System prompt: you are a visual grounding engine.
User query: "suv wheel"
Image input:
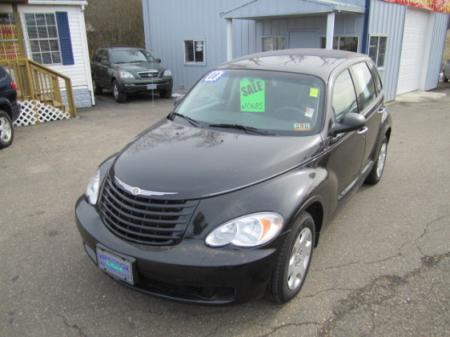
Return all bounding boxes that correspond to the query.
[0,110,14,149]
[160,88,172,99]
[366,137,388,185]
[93,79,102,95]
[269,212,315,303]
[112,80,127,103]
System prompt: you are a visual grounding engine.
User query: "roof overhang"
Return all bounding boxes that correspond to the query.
[222,0,364,19]
[27,0,88,6]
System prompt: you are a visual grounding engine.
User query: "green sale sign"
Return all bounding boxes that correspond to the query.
[240,78,266,113]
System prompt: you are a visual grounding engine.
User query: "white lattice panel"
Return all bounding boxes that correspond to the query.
[13,100,71,127]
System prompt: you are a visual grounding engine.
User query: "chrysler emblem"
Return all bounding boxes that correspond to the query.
[114,177,178,197]
[131,187,141,196]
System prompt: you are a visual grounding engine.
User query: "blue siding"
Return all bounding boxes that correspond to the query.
[143,0,256,90]
[424,13,449,90]
[368,0,406,101]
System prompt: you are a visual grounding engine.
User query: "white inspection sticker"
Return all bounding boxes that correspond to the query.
[305,107,315,119]
[204,70,224,82]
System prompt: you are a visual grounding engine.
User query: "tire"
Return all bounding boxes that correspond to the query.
[159,88,172,99]
[112,80,127,103]
[93,79,103,95]
[270,212,315,304]
[365,136,388,185]
[0,110,14,149]
[444,76,449,83]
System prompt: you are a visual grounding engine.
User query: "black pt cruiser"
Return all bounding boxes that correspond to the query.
[75,49,392,304]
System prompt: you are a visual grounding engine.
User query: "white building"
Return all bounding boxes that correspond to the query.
[0,0,93,108]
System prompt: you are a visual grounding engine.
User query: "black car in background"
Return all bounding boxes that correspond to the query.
[76,49,392,304]
[91,47,173,103]
[0,66,20,149]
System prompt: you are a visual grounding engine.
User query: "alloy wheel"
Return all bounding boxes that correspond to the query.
[376,143,387,178]
[0,116,12,143]
[287,227,313,290]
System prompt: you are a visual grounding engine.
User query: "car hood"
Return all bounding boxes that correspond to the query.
[111,119,323,199]
[114,62,164,74]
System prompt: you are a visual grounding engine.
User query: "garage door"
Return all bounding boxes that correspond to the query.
[397,9,430,95]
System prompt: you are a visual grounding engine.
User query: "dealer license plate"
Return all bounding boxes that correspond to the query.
[96,246,134,285]
[146,84,157,90]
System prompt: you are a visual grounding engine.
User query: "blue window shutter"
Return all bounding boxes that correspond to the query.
[56,12,74,65]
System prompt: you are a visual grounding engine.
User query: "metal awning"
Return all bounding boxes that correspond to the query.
[221,0,364,19]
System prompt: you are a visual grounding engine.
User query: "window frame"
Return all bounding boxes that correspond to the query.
[320,35,360,52]
[368,35,388,69]
[261,35,287,52]
[23,12,62,65]
[183,39,206,66]
[349,61,378,113]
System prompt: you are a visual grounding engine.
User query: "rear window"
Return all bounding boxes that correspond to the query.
[176,69,325,135]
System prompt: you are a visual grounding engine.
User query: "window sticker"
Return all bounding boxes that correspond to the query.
[204,70,224,82]
[309,87,319,98]
[240,78,266,112]
[305,107,315,119]
[293,123,311,131]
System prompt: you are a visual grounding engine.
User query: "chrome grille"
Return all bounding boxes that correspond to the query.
[138,71,159,79]
[99,175,198,246]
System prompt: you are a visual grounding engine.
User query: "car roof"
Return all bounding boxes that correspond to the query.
[218,48,370,80]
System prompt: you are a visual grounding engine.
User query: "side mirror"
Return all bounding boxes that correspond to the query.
[173,95,185,107]
[154,58,161,63]
[330,112,366,136]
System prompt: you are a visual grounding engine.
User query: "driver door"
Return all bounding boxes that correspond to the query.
[326,69,366,198]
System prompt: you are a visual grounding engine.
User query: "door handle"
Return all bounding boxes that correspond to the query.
[357,126,368,135]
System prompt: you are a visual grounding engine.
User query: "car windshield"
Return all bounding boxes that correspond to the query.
[110,49,156,64]
[175,69,325,135]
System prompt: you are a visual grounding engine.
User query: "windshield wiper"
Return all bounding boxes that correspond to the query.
[208,123,273,135]
[168,112,201,127]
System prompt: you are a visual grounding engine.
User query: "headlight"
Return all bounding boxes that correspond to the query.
[119,70,134,79]
[205,212,284,247]
[85,169,100,205]
[163,69,172,77]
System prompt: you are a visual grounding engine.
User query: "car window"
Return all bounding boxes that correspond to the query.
[176,69,325,136]
[367,62,383,95]
[351,62,376,111]
[332,70,358,122]
[110,49,155,64]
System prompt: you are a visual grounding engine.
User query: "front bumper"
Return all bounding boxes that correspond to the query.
[75,197,280,304]
[120,78,172,94]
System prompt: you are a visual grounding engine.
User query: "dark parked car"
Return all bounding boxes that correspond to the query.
[91,47,173,102]
[0,66,20,149]
[76,49,392,304]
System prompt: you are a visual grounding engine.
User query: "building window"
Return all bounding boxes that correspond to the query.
[262,36,286,52]
[184,40,205,64]
[320,36,359,52]
[25,13,61,65]
[369,36,387,68]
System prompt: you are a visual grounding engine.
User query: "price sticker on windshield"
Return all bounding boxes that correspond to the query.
[240,78,266,113]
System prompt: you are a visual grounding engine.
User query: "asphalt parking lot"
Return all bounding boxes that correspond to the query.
[1,88,449,337]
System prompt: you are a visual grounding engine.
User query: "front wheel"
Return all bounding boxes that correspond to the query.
[112,80,127,103]
[365,137,388,185]
[0,110,14,149]
[269,212,315,303]
[159,88,172,99]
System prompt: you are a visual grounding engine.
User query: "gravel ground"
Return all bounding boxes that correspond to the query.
[1,88,449,337]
